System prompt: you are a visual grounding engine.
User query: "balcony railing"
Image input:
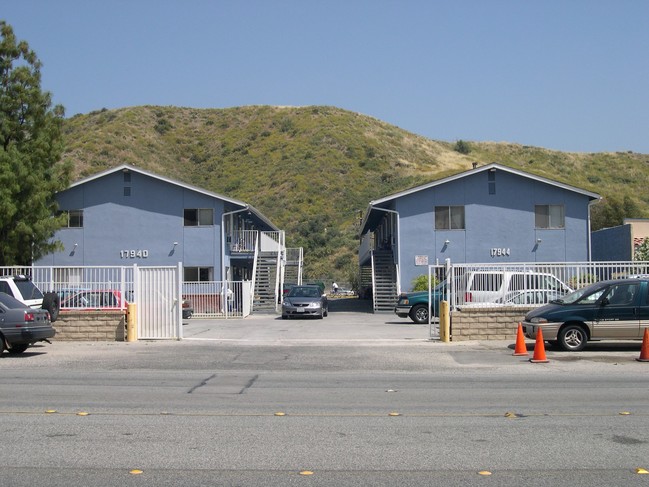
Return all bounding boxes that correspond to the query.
[228,230,258,253]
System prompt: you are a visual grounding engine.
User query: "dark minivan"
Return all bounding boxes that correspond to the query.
[523,278,649,351]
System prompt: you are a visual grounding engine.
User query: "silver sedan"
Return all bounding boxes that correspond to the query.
[282,285,328,319]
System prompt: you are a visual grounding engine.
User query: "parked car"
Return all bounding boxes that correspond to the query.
[459,270,572,305]
[396,270,572,324]
[523,278,649,351]
[61,289,127,310]
[0,275,60,322]
[496,289,568,306]
[336,288,356,296]
[395,280,448,324]
[0,292,56,354]
[282,285,328,319]
[182,298,193,319]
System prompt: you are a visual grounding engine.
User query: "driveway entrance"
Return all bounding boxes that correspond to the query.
[182,297,430,343]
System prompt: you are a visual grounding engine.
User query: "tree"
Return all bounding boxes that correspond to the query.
[0,21,71,265]
[411,274,439,292]
[590,195,640,231]
[454,139,471,155]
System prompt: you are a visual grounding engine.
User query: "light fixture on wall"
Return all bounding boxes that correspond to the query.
[73,243,78,249]
[536,238,542,244]
[169,242,179,257]
[444,239,450,245]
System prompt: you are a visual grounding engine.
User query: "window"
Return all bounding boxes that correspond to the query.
[488,170,496,195]
[184,208,214,226]
[535,205,565,228]
[123,186,131,197]
[184,267,213,282]
[435,206,465,230]
[470,273,503,292]
[61,210,83,228]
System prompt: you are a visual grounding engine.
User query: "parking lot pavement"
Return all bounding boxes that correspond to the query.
[180,296,450,344]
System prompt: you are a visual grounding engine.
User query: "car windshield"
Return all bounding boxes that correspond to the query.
[288,287,321,298]
[555,282,608,305]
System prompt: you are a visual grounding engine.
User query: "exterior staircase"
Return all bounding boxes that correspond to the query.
[283,248,303,286]
[372,250,397,312]
[253,251,280,313]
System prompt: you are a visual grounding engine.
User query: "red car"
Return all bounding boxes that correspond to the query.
[61,290,127,310]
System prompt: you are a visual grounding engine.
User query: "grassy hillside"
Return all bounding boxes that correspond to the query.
[60,105,649,280]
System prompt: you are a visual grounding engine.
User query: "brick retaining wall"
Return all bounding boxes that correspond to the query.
[54,311,126,341]
[451,307,533,341]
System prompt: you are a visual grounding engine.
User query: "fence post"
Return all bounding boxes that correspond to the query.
[126,303,137,341]
[440,301,450,342]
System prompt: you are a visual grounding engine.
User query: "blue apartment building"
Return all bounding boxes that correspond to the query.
[35,165,291,311]
[359,163,601,310]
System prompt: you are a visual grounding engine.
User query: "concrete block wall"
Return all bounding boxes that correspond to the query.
[451,307,533,341]
[54,311,126,341]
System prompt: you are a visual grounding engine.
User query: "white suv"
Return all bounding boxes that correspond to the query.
[0,275,60,322]
[458,270,572,306]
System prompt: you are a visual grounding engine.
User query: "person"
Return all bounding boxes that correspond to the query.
[332,282,339,294]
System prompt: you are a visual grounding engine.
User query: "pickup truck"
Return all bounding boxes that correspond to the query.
[395,281,447,324]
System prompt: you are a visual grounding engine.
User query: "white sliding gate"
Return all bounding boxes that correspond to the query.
[135,264,183,339]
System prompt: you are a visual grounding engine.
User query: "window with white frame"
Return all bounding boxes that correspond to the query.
[184,208,214,226]
[535,205,565,229]
[435,206,465,230]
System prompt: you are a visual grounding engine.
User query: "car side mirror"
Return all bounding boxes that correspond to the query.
[601,297,609,306]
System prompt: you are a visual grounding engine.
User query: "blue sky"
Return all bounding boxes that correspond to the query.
[4,0,648,153]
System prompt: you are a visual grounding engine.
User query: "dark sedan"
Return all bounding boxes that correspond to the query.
[0,292,56,354]
[282,285,328,319]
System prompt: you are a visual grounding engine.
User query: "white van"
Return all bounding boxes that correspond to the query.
[457,270,572,306]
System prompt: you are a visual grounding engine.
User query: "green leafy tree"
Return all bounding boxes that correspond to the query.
[591,195,640,231]
[0,21,71,265]
[454,139,471,155]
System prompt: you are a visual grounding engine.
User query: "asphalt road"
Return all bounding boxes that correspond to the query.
[2,298,649,486]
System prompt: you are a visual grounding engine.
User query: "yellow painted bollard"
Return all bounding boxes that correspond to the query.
[439,300,450,343]
[126,303,137,342]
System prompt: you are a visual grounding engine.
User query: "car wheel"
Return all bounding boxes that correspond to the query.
[42,292,60,323]
[7,343,29,354]
[410,304,429,324]
[558,324,588,351]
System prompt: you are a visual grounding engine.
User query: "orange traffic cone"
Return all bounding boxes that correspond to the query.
[637,328,649,362]
[513,323,529,356]
[529,327,549,363]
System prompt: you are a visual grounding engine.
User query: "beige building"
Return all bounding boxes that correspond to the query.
[591,218,649,261]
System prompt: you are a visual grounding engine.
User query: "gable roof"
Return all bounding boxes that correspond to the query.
[361,163,601,232]
[370,163,601,207]
[67,164,279,231]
